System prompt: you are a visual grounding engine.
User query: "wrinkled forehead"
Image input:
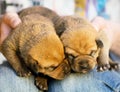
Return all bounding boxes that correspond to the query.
[61,31,98,54]
[65,45,98,57]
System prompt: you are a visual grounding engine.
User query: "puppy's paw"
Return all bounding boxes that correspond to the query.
[110,62,120,70]
[97,64,110,72]
[17,68,31,77]
[35,76,48,91]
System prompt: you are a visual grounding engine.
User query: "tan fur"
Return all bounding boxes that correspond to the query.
[1,6,119,90]
[56,16,119,73]
[0,8,70,91]
[17,7,110,73]
[57,16,99,73]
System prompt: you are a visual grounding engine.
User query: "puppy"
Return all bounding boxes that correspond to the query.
[55,16,120,73]
[0,13,70,91]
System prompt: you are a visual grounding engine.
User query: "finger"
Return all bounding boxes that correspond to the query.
[0,22,11,44]
[3,12,21,28]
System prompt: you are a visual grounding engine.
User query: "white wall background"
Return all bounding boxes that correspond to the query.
[106,0,120,23]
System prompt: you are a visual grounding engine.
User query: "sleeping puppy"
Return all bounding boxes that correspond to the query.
[0,13,70,91]
[55,16,120,73]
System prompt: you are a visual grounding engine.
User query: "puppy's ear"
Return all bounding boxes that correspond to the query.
[55,19,66,36]
[95,39,104,48]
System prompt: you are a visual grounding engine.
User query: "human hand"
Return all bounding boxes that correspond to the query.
[91,16,120,56]
[0,12,21,45]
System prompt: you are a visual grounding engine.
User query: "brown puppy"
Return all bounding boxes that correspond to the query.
[0,13,70,91]
[55,16,120,73]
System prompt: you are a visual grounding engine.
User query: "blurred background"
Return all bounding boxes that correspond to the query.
[0,0,120,64]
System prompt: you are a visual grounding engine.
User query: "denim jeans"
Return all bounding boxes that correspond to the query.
[0,52,120,92]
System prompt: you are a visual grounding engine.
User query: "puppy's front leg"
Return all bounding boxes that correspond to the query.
[97,48,110,71]
[35,75,48,91]
[97,30,120,71]
[1,45,31,77]
[97,30,111,71]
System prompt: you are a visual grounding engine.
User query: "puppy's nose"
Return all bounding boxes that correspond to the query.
[79,60,89,69]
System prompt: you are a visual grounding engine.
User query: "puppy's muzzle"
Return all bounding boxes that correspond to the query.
[77,59,91,73]
[68,55,96,73]
[79,60,89,69]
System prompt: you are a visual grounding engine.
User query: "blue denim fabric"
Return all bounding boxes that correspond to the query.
[0,52,120,92]
[0,62,41,92]
[49,70,120,92]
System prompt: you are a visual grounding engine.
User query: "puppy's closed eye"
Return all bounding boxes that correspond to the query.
[66,54,75,64]
[45,66,57,72]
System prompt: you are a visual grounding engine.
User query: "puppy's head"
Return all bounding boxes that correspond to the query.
[27,32,70,79]
[60,23,103,73]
